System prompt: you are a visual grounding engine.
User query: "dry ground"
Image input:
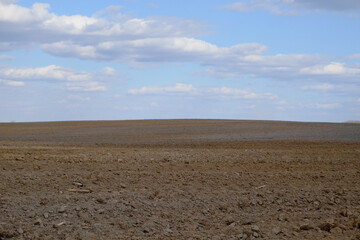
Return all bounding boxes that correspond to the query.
[0,120,360,239]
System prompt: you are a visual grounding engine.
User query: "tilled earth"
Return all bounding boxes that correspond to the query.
[0,120,360,240]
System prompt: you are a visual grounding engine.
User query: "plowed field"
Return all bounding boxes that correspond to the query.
[1,120,359,239]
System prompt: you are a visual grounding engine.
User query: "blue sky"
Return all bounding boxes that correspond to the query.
[0,0,359,122]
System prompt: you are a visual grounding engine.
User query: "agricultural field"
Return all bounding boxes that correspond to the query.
[0,120,360,239]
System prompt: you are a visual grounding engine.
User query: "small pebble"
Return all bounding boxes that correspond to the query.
[53,221,66,228]
[300,224,313,231]
[59,206,66,213]
[28,212,36,218]
[97,209,105,214]
[34,218,43,226]
[252,225,260,232]
[96,198,106,204]
[272,227,281,235]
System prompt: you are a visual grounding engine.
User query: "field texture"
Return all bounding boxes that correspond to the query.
[0,120,360,239]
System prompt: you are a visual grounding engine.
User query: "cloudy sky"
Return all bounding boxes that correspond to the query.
[0,0,359,122]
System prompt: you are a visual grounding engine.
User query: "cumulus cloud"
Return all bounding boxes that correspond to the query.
[0,1,205,51]
[0,0,17,3]
[0,1,359,84]
[128,83,197,95]
[66,81,106,92]
[0,65,119,91]
[302,83,335,91]
[208,87,278,99]
[0,78,24,86]
[128,83,278,100]
[100,67,116,75]
[314,103,340,109]
[58,95,91,104]
[1,65,90,81]
[41,39,269,65]
[193,69,236,79]
[300,62,360,76]
[223,0,360,15]
[41,37,333,82]
[346,54,360,60]
[294,0,360,11]
[0,55,15,60]
[223,1,300,16]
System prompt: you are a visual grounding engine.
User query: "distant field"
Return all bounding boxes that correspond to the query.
[0,119,359,143]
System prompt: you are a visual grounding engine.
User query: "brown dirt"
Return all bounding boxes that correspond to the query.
[0,120,360,239]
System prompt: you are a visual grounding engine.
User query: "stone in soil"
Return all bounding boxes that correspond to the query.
[58,206,66,213]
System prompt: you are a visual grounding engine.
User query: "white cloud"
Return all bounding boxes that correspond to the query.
[128,83,278,100]
[0,0,18,3]
[66,81,106,92]
[150,102,158,107]
[0,1,359,85]
[67,95,91,101]
[300,62,360,76]
[40,42,98,59]
[42,38,334,82]
[302,83,335,91]
[223,0,360,15]
[101,67,116,75]
[0,78,24,86]
[128,83,197,95]
[0,1,205,51]
[0,54,15,60]
[0,65,120,91]
[357,98,360,103]
[41,39,269,66]
[1,65,90,81]
[294,0,360,11]
[277,100,287,105]
[314,103,340,109]
[346,54,360,60]
[59,95,91,103]
[208,86,278,99]
[193,69,236,79]
[223,1,300,16]
[0,1,316,79]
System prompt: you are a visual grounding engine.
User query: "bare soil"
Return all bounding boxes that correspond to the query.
[0,120,360,239]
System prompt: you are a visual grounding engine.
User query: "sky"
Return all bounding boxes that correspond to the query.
[0,0,359,122]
